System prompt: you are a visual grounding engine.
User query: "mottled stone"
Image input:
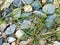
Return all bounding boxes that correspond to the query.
[5,24,16,35]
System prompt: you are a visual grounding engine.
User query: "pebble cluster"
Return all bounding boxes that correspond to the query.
[0,0,60,45]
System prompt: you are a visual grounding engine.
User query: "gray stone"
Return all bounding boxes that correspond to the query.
[5,24,16,35]
[45,14,57,28]
[20,20,31,29]
[43,4,55,14]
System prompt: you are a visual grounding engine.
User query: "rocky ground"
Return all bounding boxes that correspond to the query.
[0,0,60,45]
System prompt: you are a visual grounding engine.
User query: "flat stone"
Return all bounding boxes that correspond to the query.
[7,37,16,43]
[5,24,16,35]
[43,4,55,14]
[2,43,10,45]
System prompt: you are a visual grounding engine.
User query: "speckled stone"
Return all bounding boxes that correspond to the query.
[43,4,55,14]
[5,24,16,35]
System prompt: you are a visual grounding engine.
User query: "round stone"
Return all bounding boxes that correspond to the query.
[43,4,55,14]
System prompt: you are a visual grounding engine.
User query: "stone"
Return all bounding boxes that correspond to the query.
[43,4,55,14]
[20,20,31,29]
[2,43,10,45]
[11,42,16,45]
[0,23,8,32]
[33,11,47,19]
[0,36,3,45]
[7,37,16,43]
[32,0,42,10]
[53,0,59,8]
[23,0,33,4]
[57,27,60,31]
[15,30,24,39]
[45,14,57,28]
[5,24,16,35]
[42,0,47,4]
[54,41,60,45]
[12,0,22,7]
[24,5,32,12]
[21,12,31,18]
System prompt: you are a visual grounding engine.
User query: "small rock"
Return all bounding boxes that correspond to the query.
[19,41,28,45]
[2,43,10,45]
[0,36,3,45]
[54,41,60,45]
[11,42,16,45]
[33,11,47,19]
[0,23,8,32]
[57,27,60,31]
[5,24,16,35]
[7,37,16,43]
[23,0,33,4]
[45,14,57,28]
[20,38,32,45]
[12,0,22,7]
[2,8,11,16]
[15,30,24,39]
[24,5,32,12]
[32,0,42,10]
[53,0,59,8]
[42,0,47,4]
[43,4,55,14]
[20,20,31,29]
[20,12,31,18]
[40,38,47,45]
